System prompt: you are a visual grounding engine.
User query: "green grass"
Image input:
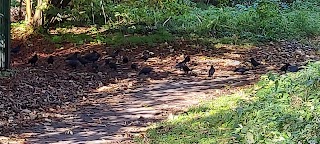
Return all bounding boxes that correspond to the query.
[46,28,175,46]
[141,62,320,144]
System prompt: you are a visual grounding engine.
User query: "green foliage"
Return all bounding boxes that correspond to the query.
[47,27,174,46]
[94,29,174,46]
[45,0,320,43]
[49,33,92,45]
[10,0,20,7]
[142,62,320,143]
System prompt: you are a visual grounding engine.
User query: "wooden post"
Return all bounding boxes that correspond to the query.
[0,0,11,69]
[5,0,10,69]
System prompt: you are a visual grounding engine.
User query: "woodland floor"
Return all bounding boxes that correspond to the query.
[0,33,319,143]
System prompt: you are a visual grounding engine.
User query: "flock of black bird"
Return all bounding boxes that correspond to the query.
[11,44,304,78]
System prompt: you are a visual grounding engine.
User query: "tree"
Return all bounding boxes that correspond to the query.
[25,0,72,27]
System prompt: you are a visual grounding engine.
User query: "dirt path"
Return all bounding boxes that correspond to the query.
[21,72,256,144]
[1,40,318,144]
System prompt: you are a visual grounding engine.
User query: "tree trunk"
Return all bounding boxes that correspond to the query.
[33,0,43,26]
[19,0,23,19]
[25,0,32,24]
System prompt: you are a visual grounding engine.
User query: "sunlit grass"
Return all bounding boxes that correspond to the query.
[140,62,320,144]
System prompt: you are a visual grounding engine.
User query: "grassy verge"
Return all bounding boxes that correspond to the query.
[140,62,320,143]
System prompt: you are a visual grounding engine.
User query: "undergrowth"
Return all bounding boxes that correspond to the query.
[140,62,320,143]
[45,0,320,44]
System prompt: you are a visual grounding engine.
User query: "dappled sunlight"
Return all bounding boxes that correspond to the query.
[5,15,320,144]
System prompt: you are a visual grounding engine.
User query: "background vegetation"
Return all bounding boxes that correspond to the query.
[13,0,320,44]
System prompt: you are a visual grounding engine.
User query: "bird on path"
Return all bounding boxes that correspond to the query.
[175,56,191,69]
[250,58,261,67]
[28,54,38,66]
[140,53,149,62]
[123,56,129,64]
[105,59,110,65]
[66,52,80,60]
[208,65,215,77]
[66,59,80,69]
[182,55,190,63]
[139,67,153,75]
[47,55,54,65]
[287,65,304,72]
[181,64,192,74]
[234,67,249,74]
[110,49,121,58]
[84,51,100,63]
[280,63,291,72]
[78,56,90,66]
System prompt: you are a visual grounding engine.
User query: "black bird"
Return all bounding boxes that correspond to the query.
[287,65,303,72]
[139,67,153,75]
[175,61,186,69]
[84,51,100,63]
[123,56,129,64]
[208,65,215,77]
[47,55,54,65]
[175,56,191,69]
[105,59,110,65]
[28,54,38,66]
[109,62,117,70]
[250,58,261,67]
[11,44,21,54]
[280,63,291,72]
[110,49,121,58]
[234,67,249,74]
[78,56,90,66]
[66,59,80,69]
[66,52,80,60]
[131,63,138,70]
[140,53,149,62]
[183,55,190,63]
[181,64,192,74]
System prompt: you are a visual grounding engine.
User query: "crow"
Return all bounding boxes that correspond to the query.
[11,44,21,54]
[250,58,261,67]
[66,52,80,60]
[175,61,186,70]
[78,56,90,66]
[131,63,138,70]
[47,55,54,65]
[84,51,100,63]
[28,54,38,66]
[280,63,291,72]
[66,59,80,69]
[139,67,153,75]
[123,56,129,64]
[105,59,110,65]
[140,53,149,62]
[208,65,215,77]
[234,67,249,74]
[110,49,121,58]
[175,56,191,69]
[287,65,304,72]
[109,62,117,70]
[181,64,192,74]
[183,55,190,63]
